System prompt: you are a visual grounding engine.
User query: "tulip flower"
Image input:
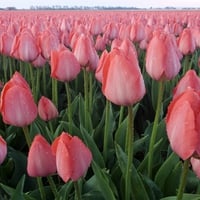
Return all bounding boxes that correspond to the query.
[52,132,92,182]
[102,47,145,106]
[50,45,81,82]
[0,136,7,165]
[166,88,200,160]
[173,70,200,99]
[27,134,56,177]
[190,157,200,178]
[73,33,99,71]
[177,27,196,55]
[0,72,37,127]
[10,29,40,62]
[145,31,181,81]
[38,96,58,121]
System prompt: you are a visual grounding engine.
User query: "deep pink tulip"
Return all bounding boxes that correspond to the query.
[173,70,200,99]
[166,88,200,160]
[0,136,7,165]
[38,96,58,121]
[0,72,37,127]
[10,29,40,62]
[52,132,92,182]
[27,135,56,177]
[102,47,145,106]
[146,32,181,81]
[50,45,81,82]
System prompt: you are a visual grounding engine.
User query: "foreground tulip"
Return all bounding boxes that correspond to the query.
[50,45,81,82]
[173,70,200,99]
[0,72,37,127]
[0,136,7,165]
[52,132,92,182]
[145,32,181,81]
[27,135,56,177]
[166,88,200,160]
[38,96,58,121]
[102,47,145,106]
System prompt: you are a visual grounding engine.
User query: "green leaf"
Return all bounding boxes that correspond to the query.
[80,125,105,168]
[11,175,25,200]
[115,143,150,200]
[92,161,116,200]
[160,193,200,200]
[155,152,180,192]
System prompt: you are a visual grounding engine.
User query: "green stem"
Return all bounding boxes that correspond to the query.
[22,126,32,148]
[22,126,46,200]
[35,68,41,102]
[74,181,82,200]
[118,106,124,129]
[52,78,58,109]
[37,177,46,200]
[83,69,89,130]
[148,81,164,178]
[47,176,58,199]
[42,66,47,96]
[176,159,190,200]
[65,82,72,133]
[103,100,111,162]
[89,72,93,114]
[125,105,134,200]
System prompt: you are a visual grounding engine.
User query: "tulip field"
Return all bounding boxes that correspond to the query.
[1,9,200,200]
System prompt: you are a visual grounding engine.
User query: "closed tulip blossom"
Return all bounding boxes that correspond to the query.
[38,96,58,121]
[177,27,196,55]
[52,132,92,182]
[50,45,81,82]
[0,72,37,127]
[73,33,99,71]
[27,134,56,177]
[166,88,200,160]
[102,46,145,106]
[173,70,200,99]
[0,136,7,165]
[145,32,181,81]
[10,29,40,62]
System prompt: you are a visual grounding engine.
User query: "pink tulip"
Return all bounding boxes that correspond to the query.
[166,88,200,160]
[191,157,200,178]
[145,31,181,80]
[102,46,145,106]
[0,136,7,165]
[0,72,37,127]
[52,132,92,182]
[173,70,200,99]
[10,29,40,62]
[178,27,196,55]
[27,135,56,177]
[38,96,58,121]
[50,45,81,82]
[73,33,99,71]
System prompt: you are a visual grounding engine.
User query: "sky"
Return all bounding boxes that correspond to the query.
[0,0,200,9]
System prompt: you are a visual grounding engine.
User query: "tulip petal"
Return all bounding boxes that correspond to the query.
[69,136,92,181]
[56,140,73,182]
[166,100,198,160]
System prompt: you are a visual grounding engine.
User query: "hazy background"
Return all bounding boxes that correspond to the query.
[0,0,200,9]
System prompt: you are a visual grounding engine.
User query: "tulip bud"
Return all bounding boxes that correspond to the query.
[38,96,58,121]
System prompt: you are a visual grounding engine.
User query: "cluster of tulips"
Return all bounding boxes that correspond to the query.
[0,9,200,200]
